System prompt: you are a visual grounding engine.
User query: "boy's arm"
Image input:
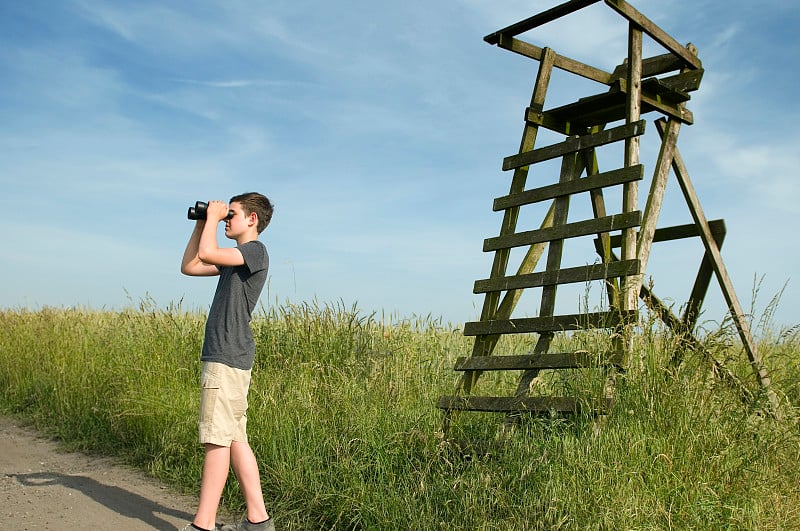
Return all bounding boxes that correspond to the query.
[196,201,246,268]
[181,220,221,276]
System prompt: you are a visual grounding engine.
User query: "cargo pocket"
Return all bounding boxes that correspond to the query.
[199,363,222,432]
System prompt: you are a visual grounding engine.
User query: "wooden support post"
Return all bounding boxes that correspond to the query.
[604,0,702,70]
[619,23,642,366]
[637,118,681,275]
[654,120,781,416]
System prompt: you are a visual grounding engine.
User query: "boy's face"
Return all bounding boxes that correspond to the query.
[224,201,251,240]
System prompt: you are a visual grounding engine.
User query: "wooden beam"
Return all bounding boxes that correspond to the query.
[484,0,603,45]
[637,118,681,277]
[611,52,685,80]
[621,23,642,318]
[683,223,726,330]
[658,69,704,94]
[604,0,702,70]
[607,219,726,247]
[497,36,614,85]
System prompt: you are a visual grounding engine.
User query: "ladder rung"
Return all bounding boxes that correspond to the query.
[463,310,637,336]
[437,395,614,414]
[473,259,640,293]
[484,211,641,252]
[493,165,643,211]
[453,351,623,371]
[503,120,645,171]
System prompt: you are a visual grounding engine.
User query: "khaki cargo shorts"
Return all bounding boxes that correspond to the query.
[199,361,252,447]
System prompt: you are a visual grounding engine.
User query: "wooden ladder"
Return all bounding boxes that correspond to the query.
[438,0,780,435]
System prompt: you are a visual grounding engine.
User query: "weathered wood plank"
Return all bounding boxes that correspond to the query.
[484,211,641,252]
[463,310,636,336]
[604,0,702,70]
[531,80,693,134]
[473,259,640,293]
[503,120,645,171]
[659,69,704,94]
[611,53,703,87]
[494,165,643,211]
[497,36,614,85]
[611,52,685,80]
[453,350,624,371]
[484,0,603,45]
[437,395,614,414]
[642,77,689,102]
[607,219,726,247]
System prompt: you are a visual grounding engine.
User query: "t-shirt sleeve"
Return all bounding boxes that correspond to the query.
[239,241,269,274]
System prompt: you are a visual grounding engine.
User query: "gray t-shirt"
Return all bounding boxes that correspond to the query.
[201,240,269,370]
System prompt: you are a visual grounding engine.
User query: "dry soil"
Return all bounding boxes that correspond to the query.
[1,415,208,530]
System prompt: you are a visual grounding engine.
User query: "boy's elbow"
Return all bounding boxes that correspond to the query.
[180,258,198,276]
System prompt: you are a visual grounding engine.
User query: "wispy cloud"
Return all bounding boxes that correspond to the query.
[172,78,311,89]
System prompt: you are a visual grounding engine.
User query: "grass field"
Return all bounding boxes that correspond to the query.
[1,298,798,530]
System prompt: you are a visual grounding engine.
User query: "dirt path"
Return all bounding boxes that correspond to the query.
[0,416,204,530]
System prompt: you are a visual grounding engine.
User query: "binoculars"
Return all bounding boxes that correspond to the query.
[187,201,235,221]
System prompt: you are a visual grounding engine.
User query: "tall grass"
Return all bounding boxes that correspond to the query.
[1,298,798,529]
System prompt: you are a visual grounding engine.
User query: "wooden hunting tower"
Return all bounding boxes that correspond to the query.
[438,0,779,434]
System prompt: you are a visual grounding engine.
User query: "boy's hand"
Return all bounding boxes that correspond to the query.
[205,200,230,222]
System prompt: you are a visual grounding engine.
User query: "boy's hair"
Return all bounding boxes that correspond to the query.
[230,192,274,234]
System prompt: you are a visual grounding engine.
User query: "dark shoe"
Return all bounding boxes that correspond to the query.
[220,517,275,531]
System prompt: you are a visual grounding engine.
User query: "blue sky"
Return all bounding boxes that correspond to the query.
[1,0,797,332]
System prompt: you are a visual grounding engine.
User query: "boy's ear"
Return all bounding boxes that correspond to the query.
[248,212,258,227]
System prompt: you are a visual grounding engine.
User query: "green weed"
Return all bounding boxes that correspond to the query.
[0,299,798,529]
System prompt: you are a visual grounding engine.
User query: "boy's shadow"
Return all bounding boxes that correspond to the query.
[13,472,194,530]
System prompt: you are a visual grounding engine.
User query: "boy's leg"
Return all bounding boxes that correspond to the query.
[194,443,231,530]
[230,440,269,523]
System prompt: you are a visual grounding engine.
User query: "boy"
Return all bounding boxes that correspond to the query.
[180,192,275,531]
